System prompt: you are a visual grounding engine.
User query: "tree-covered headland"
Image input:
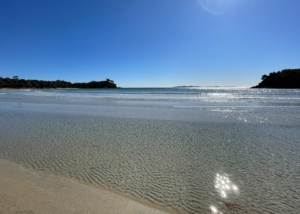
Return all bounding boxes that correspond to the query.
[252,68,300,88]
[0,77,117,89]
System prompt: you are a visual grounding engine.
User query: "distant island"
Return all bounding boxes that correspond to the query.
[252,68,300,88]
[174,86,200,88]
[0,77,117,89]
[174,86,237,88]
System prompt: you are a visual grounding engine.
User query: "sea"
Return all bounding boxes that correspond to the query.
[0,87,300,213]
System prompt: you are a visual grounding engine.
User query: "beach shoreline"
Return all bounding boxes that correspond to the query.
[1,88,300,213]
[0,158,174,214]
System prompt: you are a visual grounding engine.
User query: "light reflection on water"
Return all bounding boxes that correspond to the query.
[210,173,240,214]
[2,88,300,104]
[215,173,239,198]
[210,205,223,214]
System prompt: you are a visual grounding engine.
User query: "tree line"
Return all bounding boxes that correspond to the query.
[252,68,300,88]
[0,77,117,89]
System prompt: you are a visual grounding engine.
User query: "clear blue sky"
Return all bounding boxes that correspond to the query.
[0,0,299,87]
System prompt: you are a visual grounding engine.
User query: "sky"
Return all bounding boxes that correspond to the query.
[0,0,299,87]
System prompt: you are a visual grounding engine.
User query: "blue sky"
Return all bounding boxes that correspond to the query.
[0,0,299,87]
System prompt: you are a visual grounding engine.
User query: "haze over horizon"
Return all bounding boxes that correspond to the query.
[1,0,299,87]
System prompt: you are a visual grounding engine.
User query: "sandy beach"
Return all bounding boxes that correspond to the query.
[0,158,173,214]
[1,89,300,213]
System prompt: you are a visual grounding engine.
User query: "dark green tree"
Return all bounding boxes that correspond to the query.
[252,68,300,88]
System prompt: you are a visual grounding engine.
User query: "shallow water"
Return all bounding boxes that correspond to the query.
[0,88,300,213]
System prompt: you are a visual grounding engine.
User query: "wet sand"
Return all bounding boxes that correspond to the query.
[0,158,173,214]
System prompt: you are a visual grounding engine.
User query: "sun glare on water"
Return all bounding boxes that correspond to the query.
[215,173,239,198]
[209,173,240,213]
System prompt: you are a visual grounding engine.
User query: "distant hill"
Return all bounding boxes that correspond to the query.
[252,68,300,88]
[0,77,117,89]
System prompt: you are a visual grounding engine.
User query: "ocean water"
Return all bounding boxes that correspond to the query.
[0,87,300,213]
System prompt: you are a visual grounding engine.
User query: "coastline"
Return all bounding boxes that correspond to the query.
[1,89,300,213]
[0,158,174,214]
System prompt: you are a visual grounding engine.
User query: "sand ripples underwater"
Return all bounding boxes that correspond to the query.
[0,109,300,213]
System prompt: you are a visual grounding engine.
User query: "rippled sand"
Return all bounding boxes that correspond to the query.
[1,100,300,213]
[0,158,171,214]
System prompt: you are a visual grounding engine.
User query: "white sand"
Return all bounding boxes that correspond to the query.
[0,158,174,214]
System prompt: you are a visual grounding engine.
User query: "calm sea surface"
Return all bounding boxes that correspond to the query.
[0,87,300,213]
